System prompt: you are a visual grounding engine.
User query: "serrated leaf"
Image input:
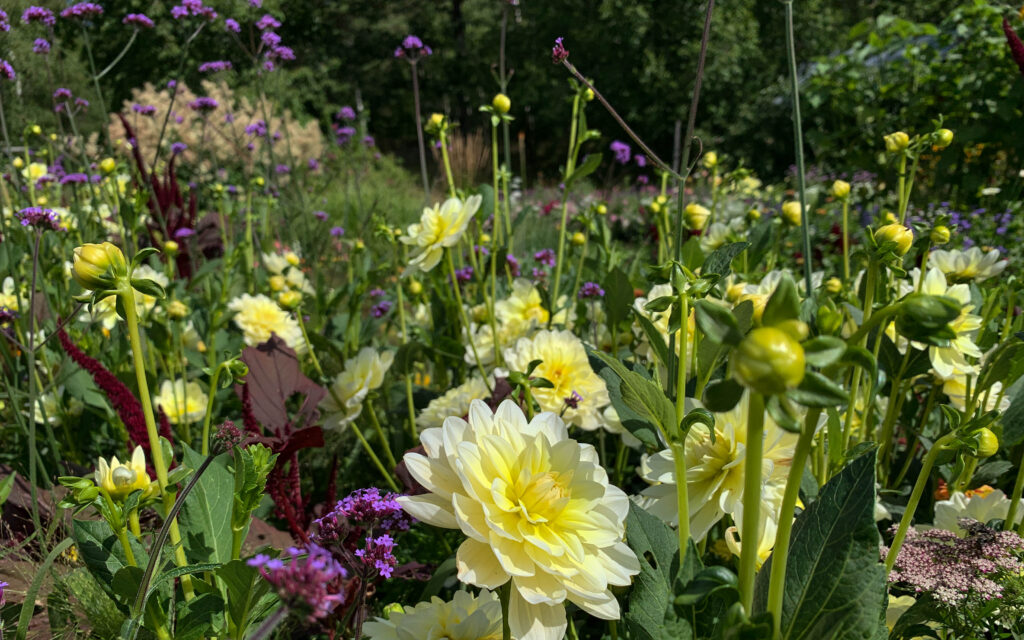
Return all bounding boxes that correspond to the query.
[802,336,846,368]
[702,242,750,278]
[762,273,801,327]
[590,350,676,445]
[694,300,742,346]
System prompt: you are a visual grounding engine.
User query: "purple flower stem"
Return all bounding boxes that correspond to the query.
[409,61,430,201]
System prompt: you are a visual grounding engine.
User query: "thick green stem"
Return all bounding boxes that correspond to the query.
[499,582,512,640]
[767,409,820,638]
[738,391,766,612]
[439,128,457,198]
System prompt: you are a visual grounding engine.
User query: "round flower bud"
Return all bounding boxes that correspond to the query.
[50,133,57,141]
[930,225,950,245]
[427,113,445,133]
[934,128,954,149]
[163,240,179,255]
[831,179,851,199]
[72,242,127,291]
[596,203,607,215]
[747,208,761,222]
[277,290,302,311]
[167,300,189,319]
[254,176,265,187]
[825,277,842,295]
[30,125,42,136]
[492,93,511,114]
[268,275,287,292]
[817,304,843,335]
[36,196,47,206]
[781,201,803,226]
[650,201,662,214]
[875,223,914,256]
[284,251,300,266]
[884,131,910,153]
[732,327,806,395]
[479,233,491,245]
[99,157,116,174]
[684,203,711,230]
[584,88,595,102]
[383,602,405,619]
[354,239,366,252]
[975,428,998,458]
[703,151,718,169]
[408,279,423,295]
[571,231,587,246]
[776,319,810,342]
[12,157,24,169]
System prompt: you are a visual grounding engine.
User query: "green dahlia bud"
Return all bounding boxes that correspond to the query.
[874,223,914,256]
[975,428,998,458]
[884,131,910,153]
[831,179,851,199]
[732,327,806,395]
[72,242,127,291]
[934,128,954,149]
[930,225,951,245]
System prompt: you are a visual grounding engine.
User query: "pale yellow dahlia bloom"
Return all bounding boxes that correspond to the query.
[363,590,502,640]
[320,347,394,430]
[636,396,798,541]
[502,330,609,431]
[465,319,530,367]
[95,445,152,500]
[941,372,1011,413]
[154,379,207,424]
[932,487,1023,535]
[929,247,1007,283]
[632,284,695,367]
[399,400,640,640]
[400,195,482,272]
[496,279,568,327]
[227,293,306,354]
[416,375,491,430]
[911,268,982,379]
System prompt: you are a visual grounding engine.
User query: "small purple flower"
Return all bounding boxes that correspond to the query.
[260,30,281,47]
[60,3,104,20]
[132,103,156,116]
[171,0,216,20]
[314,488,414,538]
[60,173,89,185]
[248,545,347,620]
[0,60,15,81]
[189,96,219,112]
[564,390,583,410]
[122,13,154,28]
[75,97,89,110]
[552,37,569,64]
[578,281,605,299]
[636,174,649,186]
[0,580,7,606]
[506,254,521,277]
[198,60,232,73]
[355,534,398,578]
[362,135,375,148]
[330,226,345,237]
[268,45,294,62]
[634,154,647,167]
[17,207,63,231]
[610,140,631,165]
[274,164,290,174]
[22,6,56,26]
[0,10,8,32]
[313,210,328,221]
[369,288,385,298]
[531,267,547,281]
[533,248,556,266]
[395,34,431,60]
[337,106,356,121]
[335,126,356,145]
[170,142,187,155]
[53,88,73,101]
[225,17,240,32]
[474,244,490,257]
[307,157,320,170]
[224,112,235,123]
[455,266,474,283]
[255,13,281,30]
[371,300,393,318]
[245,120,267,137]
[33,39,50,55]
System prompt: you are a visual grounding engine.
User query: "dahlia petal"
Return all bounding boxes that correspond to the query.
[509,589,566,640]
[397,494,457,529]
[457,538,510,589]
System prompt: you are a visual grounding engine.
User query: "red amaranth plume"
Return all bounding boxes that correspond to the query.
[1004,18,1024,77]
[58,326,172,450]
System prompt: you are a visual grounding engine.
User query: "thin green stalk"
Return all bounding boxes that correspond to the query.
[365,401,398,470]
[395,283,418,438]
[895,152,907,224]
[439,128,457,198]
[841,198,850,283]
[200,362,225,456]
[783,0,813,297]
[1010,450,1024,532]
[766,409,820,638]
[738,391,766,612]
[898,153,920,225]
[499,582,512,640]
[551,93,582,303]
[447,249,491,388]
[296,308,326,380]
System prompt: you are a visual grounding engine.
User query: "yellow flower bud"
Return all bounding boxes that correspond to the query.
[703,151,718,169]
[884,131,910,153]
[95,446,152,501]
[584,88,595,102]
[492,93,511,114]
[167,300,189,319]
[934,128,954,149]
[738,293,769,325]
[49,133,57,141]
[72,242,127,291]
[684,203,711,230]
[409,279,423,295]
[747,208,761,222]
[479,233,491,245]
[269,275,287,292]
[99,157,116,174]
[163,240,179,255]
[776,319,809,343]
[831,180,851,199]
[427,113,445,132]
[596,203,607,215]
[650,201,662,214]
[571,231,587,246]
[781,201,803,226]
[875,223,914,256]
[12,157,24,169]
[975,428,998,458]
[817,304,843,335]
[733,327,806,395]
[825,277,842,295]
[284,251,300,266]
[930,225,950,245]
[382,602,405,619]
[36,196,47,206]
[354,239,366,252]
[30,125,42,136]
[277,290,302,310]
[254,176,265,187]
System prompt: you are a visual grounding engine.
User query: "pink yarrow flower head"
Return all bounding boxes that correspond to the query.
[248,545,347,620]
[122,13,153,28]
[552,36,569,63]
[22,6,56,26]
[60,3,104,20]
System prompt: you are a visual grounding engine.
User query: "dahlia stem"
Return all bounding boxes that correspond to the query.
[552,92,582,304]
[841,198,850,283]
[766,408,820,639]
[499,582,512,640]
[365,401,398,470]
[783,0,813,297]
[446,249,491,388]
[1006,450,1024,532]
[738,391,765,613]
[200,361,226,456]
[673,293,691,550]
[395,282,418,438]
[120,284,194,600]
[438,128,457,198]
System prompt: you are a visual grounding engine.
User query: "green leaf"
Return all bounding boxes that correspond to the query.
[681,237,705,272]
[62,567,125,638]
[590,350,676,445]
[173,592,224,640]
[565,152,602,188]
[1001,378,1024,446]
[762,273,801,327]
[635,312,674,373]
[802,336,846,368]
[217,560,275,635]
[702,379,745,413]
[753,452,885,640]
[702,242,750,278]
[0,471,14,508]
[178,445,235,564]
[72,520,151,600]
[603,267,634,329]
[694,300,742,346]
[976,338,1023,393]
[130,277,166,300]
[788,372,850,408]
[680,408,715,441]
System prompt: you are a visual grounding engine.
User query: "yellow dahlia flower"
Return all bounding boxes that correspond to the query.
[632,284,695,370]
[416,375,491,430]
[399,400,639,640]
[363,590,502,640]
[154,379,207,424]
[320,347,394,430]
[929,247,1007,283]
[502,330,609,431]
[227,293,306,354]
[496,278,552,327]
[911,268,982,379]
[401,195,482,272]
[636,396,798,540]
[932,488,1023,536]
[95,445,152,500]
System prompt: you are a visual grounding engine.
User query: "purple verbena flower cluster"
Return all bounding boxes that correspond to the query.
[255,13,280,30]
[17,207,63,231]
[394,34,432,60]
[314,488,414,542]
[132,103,156,116]
[371,300,393,318]
[0,10,9,32]
[455,266,474,284]
[337,106,356,121]
[33,39,50,55]
[355,534,398,578]
[884,519,1024,606]
[248,545,347,620]
[21,7,56,26]
[578,281,605,299]
[171,0,217,21]
[552,37,569,64]
[610,140,631,165]
[534,248,556,266]
[506,253,521,276]
[199,60,232,73]
[189,97,219,112]
[122,13,154,28]
[225,18,240,33]
[0,60,16,81]
[60,3,104,20]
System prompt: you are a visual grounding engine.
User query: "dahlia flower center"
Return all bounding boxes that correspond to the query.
[514,470,570,524]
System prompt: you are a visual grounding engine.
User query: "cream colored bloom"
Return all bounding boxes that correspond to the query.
[932,487,1023,535]
[724,494,783,569]
[262,251,290,274]
[320,347,394,430]
[929,247,1007,283]
[399,400,640,640]
[465,320,530,367]
[416,375,491,430]
[363,590,502,640]
[401,195,482,272]
[502,330,609,431]
[700,222,730,253]
[636,396,798,541]
[95,446,152,500]
[0,277,24,311]
[154,379,207,424]
[227,293,306,354]
[942,373,1011,413]
[911,268,982,379]
[496,279,552,327]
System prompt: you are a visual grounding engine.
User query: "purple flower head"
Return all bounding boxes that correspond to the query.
[274,163,290,174]
[0,580,7,606]
[552,37,569,64]
[314,488,414,540]
[60,3,104,20]
[578,281,605,299]
[636,174,649,186]
[225,17,240,32]
[506,253,521,277]
[249,0,262,6]
[132,103,156,116]
[0,308,17,325]
[337,106,356,121]
[564,390,583,410]
[330,226,345,237]
[369,288,385,298]
[260,30,280,47]
[610,140,631,165]
[267,45,294,62]
[22,7,56,26]
[172,0,216,20]
[122,13,154,28]
[474,244,490,257]
[0,10,8,31]
[531,267,548,281]
[60,173,89,185]
[355,534,398,578]
[174,227,195,239]
[245,120,267,137]
[371,300,393,318]
[224,112,235,123]
[256,13,280,30]
[170,142,187,155]
[362,135,375,148]
[533,248,556,267]
[634,154,647,167]
[0,60,13,81]
[199,60,232,73]
[53,88,73,101]
[248,545,347,620]
[33,39,51,55]
[189,97,218,112]
[395,34,431,60]
[17,207,63,231]
[308,157,320,170]
[313,210,328,221]
[335,126,356,145]
[455,266,474,283]
[75,97,89,110]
